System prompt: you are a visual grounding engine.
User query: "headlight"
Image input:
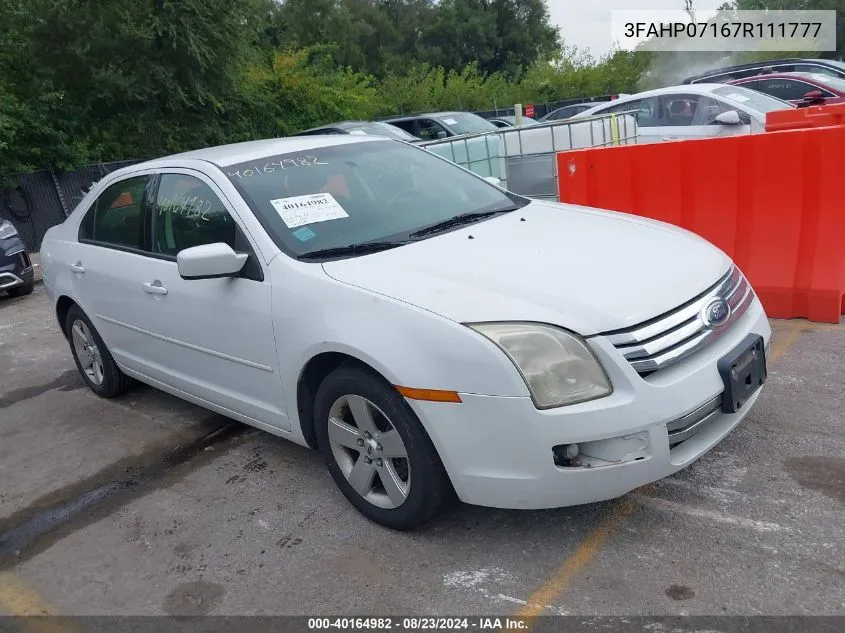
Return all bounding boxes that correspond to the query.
[468,322,612,409]
[0,220,18,240]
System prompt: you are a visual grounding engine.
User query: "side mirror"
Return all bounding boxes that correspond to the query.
[177,243,248,280]
[715,110,742,125]
[803,90,825,104]
[435,130,448,139]
[483,176,503,187]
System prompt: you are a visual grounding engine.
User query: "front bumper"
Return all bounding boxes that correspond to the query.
[0,243,34,291]
[410,297,771,509]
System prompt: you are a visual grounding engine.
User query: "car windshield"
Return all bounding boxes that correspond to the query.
[343,122,419,141]
[436,113,498,135]
[800,73,845,92]
[714,85,795,112]
[224,140,526,259]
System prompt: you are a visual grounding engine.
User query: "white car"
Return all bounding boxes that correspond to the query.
[40,136,771,530]
[573,84,794,143]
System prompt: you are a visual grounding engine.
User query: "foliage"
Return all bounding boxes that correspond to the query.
[11,0,833,173]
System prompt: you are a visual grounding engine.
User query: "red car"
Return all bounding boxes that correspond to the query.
[728,72,845,107]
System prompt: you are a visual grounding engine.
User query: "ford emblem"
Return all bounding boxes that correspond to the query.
[701,298,731,329]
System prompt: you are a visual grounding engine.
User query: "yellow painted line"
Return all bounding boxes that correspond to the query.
[515,499,635,622]
[0,573,78,633]
[515,321,811,622]
[767,325,803,365]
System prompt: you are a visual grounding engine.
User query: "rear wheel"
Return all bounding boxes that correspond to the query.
[65,305,133,398]
[314,365,451,530]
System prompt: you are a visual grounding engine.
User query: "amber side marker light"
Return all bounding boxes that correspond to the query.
[394,386,463,403]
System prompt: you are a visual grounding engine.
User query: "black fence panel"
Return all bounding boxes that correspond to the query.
[0,160,141,251]
[56,160,141,214]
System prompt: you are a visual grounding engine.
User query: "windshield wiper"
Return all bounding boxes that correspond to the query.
[297,240,413,260]
[408,207,517,238]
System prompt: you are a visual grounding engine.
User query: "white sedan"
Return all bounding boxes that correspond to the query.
[573,84,794,143]
[41,136,771,530]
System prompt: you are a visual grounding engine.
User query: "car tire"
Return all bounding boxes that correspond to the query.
[65,305,133,398]
[7,278,34,297]
[314,364,452,531]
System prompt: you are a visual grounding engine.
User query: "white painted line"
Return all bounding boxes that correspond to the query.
[443,569,568,615]
[637,495,791,533]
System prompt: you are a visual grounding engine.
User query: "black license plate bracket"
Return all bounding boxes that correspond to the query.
[718,334,767,414]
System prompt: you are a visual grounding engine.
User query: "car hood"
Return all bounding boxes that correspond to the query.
[321,200,731,335]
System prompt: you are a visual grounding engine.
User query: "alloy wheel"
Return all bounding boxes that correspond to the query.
[327,394,411,509]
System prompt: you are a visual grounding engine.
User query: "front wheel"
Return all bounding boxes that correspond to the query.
[314,365,452,530]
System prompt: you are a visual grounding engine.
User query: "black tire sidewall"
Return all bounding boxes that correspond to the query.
[65,305,128,398]
[314,365,450,531]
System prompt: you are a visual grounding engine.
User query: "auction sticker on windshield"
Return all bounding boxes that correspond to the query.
[270,193,349,229]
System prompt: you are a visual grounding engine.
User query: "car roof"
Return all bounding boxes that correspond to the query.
[683,58,843,83]
[580,84,729,112]
[299,121,369,133]
[730,72,836,84]
[382,112,464,122]
[127,136,382,170]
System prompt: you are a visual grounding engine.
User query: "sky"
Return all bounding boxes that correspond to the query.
[547,0,725,59]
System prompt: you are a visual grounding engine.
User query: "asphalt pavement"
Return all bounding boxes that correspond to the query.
[0,285,843,618]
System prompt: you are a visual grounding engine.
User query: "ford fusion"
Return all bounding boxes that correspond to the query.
[40,136,770,530]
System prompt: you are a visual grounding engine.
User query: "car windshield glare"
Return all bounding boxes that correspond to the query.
[714,85,794,112]
[801,73,845,92]
[224,140,524,258]
[439,113,498,135]
[347,122,418,141]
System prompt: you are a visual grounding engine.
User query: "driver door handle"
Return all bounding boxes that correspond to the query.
[142,281,168,296]
[70,262,85,274]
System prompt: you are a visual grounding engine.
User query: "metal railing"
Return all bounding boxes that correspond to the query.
[419,112,638,200]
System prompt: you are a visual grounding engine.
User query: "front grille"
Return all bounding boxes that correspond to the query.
[667,395,721,446]
[604,266,754,375]
[16,250,31,271]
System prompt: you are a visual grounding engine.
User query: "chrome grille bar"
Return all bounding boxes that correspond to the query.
[604,266,754,375]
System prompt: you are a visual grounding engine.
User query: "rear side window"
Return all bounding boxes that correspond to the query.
[80,176,150,249]
[757,79,815,101]
[153,174,237,256]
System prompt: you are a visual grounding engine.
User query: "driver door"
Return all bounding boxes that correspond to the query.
[132,169,288,430]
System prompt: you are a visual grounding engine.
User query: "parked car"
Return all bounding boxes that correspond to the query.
[487,115,538,128]
[293,120,421,142]
[573,84,794,144]
[0,219,35,297]
[381,112,498,140]
[684,58,845,84]
[727,72,845,107]
[41,135,770,530]
[538,103,596,122]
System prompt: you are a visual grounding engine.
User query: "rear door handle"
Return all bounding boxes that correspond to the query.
[70,262,85,274]
[142,281,168,296]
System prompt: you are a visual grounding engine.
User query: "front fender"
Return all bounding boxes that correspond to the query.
[272,259,530,443]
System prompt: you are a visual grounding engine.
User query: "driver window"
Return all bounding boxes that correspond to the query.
[693,97,732,125]
[657,95,701,127]
[417,119,449,140]
[153,174,236,256]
